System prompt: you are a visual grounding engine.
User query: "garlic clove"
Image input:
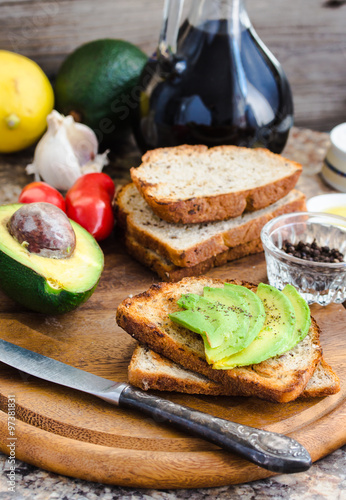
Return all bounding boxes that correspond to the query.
[80,150,110,175]
[65,118,99,166]
[26,110,109,191]
[46,109,64,134]
[26,113,82,191]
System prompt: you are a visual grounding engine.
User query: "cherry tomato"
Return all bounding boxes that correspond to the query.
[19,182,66,212]
[65,173,115,241]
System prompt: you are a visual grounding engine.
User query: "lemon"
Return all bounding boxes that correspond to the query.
[0,51,54,153]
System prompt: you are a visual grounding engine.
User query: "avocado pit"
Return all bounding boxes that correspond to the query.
[7,202,76,259]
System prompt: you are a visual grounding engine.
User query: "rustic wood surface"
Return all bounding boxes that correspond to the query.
[1,0,346,131]
[0,127,345,488]
[0,247,345,488]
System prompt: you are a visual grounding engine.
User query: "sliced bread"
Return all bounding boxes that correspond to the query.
[299,359,341,398]
[128,344,340,398]
[125,234,263,282]
[116,276,323,403]
[130,145,302,224]
[115,183,306,268]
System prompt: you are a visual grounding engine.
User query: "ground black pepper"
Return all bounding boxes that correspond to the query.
[281,239,344,263]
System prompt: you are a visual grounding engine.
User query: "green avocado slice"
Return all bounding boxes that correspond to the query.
[224,283,266,343]
[281,284,311,349]
[170,293,239,348]
[0,204,104,314]
[201,287,251,363]
[214,283,296,369]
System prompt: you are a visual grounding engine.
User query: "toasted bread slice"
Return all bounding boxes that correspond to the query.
[129,344,340,398]
[130,145,302,224]
[125,234,263,282]
[116,277,323,403]
[115,184,306,268]
[299,358,341,398]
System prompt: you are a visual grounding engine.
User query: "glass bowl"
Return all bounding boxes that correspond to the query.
[260,212,346,305]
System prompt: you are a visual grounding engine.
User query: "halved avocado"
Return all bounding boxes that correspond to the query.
[0,204,104,314]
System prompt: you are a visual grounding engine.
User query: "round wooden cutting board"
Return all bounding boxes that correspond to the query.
[0,237,345,489]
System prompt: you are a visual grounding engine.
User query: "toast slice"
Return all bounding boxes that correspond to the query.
[129,344,340,398]
[116,277,323,403]
[125,234,263,282]
[115,183,306,268]
[130,145,302,224]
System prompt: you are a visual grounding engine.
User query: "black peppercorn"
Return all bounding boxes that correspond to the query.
[281,238,344,263]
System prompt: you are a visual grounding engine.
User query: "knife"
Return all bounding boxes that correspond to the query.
[0,338,311,473]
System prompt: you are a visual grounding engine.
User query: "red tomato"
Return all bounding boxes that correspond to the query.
[65,173,115,241]
[19,182,66,212]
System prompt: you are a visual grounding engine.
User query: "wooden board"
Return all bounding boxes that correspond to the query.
[0,237,345,489]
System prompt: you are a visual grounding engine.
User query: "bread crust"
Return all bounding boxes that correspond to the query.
[116,277,323,403]
[125,235,263,282]
[130,145,302,224]
[115,184,306,268]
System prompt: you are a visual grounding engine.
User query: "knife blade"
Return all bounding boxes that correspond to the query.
[0,338,312,473]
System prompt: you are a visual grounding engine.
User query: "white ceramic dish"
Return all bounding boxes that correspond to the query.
[306,193,346,217]
[321,123,346,192]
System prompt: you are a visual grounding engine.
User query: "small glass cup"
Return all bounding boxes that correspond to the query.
[261,212,346,306]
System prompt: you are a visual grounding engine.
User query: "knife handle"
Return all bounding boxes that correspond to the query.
[118,385,312,473]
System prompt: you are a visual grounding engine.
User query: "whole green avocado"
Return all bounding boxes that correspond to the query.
[54,39,148,150]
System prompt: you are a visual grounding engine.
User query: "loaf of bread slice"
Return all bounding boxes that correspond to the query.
[129,344,340,398]
[115,183,306,268]
[125,234,263,282]
[130,145,302,224]
[116,277,323,403]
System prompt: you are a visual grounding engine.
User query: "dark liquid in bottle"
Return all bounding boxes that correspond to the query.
[133,19,293,154]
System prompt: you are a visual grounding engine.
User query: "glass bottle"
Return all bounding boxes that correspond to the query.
[133,0,293,154]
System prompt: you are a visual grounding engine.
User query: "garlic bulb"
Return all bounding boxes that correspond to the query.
[26,110,109,191]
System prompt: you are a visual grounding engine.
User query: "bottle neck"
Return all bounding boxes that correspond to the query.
[188,0,251,34]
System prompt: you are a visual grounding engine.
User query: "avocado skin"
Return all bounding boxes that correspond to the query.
[54,39,148,150]
[0,248,99,315]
